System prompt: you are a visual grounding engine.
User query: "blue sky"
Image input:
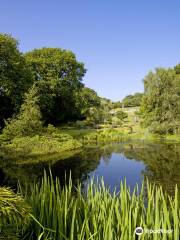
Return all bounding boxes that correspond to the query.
[1,0,180,100]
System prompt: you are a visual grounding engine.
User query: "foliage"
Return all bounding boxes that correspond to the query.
[3,86,43,139]
[140,68,180,134]
[85,107,107,126]
[0,34,33,128]
[25,48,86,124]
[112,100,122,108]
[122,92,143,107]
[1,133,82,160]
[20,172,179,240]
[174,63,180,74]
[115,110,128,121]
[75,87,101,117]
[83,129,129,142]
[0,186,31,239]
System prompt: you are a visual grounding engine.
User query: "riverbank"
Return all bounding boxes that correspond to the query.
[0,125,180,164]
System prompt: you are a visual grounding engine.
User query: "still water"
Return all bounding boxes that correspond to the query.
[1,141,180,195]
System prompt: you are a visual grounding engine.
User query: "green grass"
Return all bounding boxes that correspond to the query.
[59,127,96,139]
[11,171,179,240]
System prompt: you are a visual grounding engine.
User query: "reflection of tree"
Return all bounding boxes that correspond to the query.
[0,149,102,189]
[0,141,180,196]
[123,142,180,195]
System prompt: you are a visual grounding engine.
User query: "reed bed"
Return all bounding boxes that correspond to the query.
[20,172,180,240]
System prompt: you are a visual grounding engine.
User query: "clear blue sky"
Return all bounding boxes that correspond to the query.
[1,0,180,100]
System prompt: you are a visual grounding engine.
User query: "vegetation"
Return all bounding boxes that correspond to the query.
[122,92,143,107]
[140,67,180,135]
[1,172,178,240]
[0,34,33,129]
[25,48,86,124]
[0,186,31,239]
[1,32,180,239]
[82,129,130,143]
[3,86,43,139]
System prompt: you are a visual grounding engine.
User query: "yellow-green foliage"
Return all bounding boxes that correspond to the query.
[2,134,82,159]
[0,187,31,239]
[23,172,179,240]
[83,128,130,142]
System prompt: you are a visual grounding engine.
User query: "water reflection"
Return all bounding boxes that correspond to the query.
[0,141,180,195]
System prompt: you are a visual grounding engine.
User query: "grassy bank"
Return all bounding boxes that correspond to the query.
[1,172,179,240]
[0,131,82,163]
[60,126,180,144]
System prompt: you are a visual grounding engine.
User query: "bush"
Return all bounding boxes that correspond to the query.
[116,110,128,120]
[149,121,175,135]
[3,134,82,159]
[74,120,87,129]
[3,86,43,139]
[0,187,31,238]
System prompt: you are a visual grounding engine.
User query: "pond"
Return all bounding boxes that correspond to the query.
[1,140,180,195]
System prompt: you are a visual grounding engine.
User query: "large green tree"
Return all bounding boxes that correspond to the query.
[140,68,180,134]
[122,92,143,107]
[25,48,86,124]
[75,87,101,118]
[0,34,33,128]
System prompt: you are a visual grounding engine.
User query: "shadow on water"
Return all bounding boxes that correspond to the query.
[0,140,180,195]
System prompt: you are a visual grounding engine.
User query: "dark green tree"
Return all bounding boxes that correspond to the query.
[0,34,33,128]
[25,48,86,123]
[122,93,143,107]
[75,87,101,118]
[3,86,43,139]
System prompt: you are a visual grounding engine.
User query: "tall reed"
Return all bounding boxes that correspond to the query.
[21,172,179,240]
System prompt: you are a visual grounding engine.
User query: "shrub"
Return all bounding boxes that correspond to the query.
[0,187,31,239]
[3,86,43,139]
[149,121,175,135]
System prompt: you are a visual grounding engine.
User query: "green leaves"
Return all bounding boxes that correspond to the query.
[3,86,43,139]
[0,186,31,239]
[25,48,86,123]
[140,68,180,134]
[21,172,179,240]
[0,34,33,128]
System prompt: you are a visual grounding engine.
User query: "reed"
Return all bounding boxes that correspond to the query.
[21,172,179,240]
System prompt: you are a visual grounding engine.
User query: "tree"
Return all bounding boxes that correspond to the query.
[3,86,43,139]
[85,107,106,126]
[0,34,33,128]
[25,48,86,123]
[140,68,180,134]
[112,101,122,108]
[174,63,180,74]
[75,87,101,118]
[116,110,128,121]
[122,93,143,107]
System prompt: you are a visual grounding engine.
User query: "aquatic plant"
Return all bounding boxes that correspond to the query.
[22,172,179,240]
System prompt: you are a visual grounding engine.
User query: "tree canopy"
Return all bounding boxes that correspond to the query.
[122,93,143,107]
[0,34,33,128]
[140,68,180,134]
[25,48,86,123]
